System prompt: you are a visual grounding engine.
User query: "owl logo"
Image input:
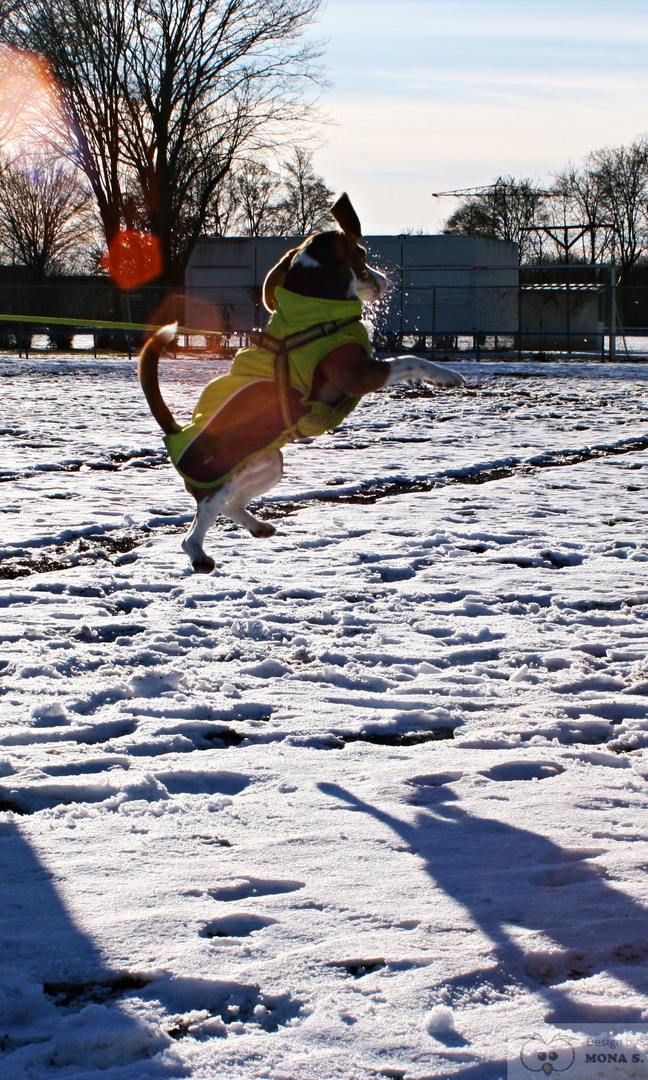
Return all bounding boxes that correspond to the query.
[520,1035,576,1075]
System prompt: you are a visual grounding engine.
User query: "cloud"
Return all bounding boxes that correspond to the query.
[313,0,648,233]
[321,0,648,48]
[319,0,648,95]
[314,94,648,234]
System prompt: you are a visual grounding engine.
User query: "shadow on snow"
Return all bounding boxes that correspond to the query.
[319,781,648,1032]
[0,820,183,1077]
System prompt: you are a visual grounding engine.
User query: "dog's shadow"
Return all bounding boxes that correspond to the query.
[319,781,648,1028]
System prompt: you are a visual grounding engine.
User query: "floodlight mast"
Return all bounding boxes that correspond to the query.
[431,184,553,198]
[431,183,614,264]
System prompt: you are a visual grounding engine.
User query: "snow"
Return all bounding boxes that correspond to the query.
[2,349,648,1077]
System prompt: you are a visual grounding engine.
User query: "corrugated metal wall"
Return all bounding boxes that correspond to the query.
[185,234,519,336]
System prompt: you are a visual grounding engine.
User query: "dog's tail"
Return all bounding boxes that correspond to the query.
[137,323,181,435]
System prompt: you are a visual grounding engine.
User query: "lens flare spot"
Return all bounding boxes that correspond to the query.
[104,231,163,290]
[0,46,62,149]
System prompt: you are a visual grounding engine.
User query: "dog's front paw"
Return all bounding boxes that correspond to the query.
[423,362,465,388]
[385,356,465,389]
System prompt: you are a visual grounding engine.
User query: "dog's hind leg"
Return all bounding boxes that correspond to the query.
[182,491,227,573]
[223,451,283,538]
[182,452,283,572]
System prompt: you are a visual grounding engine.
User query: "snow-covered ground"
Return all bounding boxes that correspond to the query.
[2,349,648,1079]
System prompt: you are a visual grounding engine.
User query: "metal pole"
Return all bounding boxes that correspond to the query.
[564,227,571,357]
[517,279,522,361]
[600,278,605,362]
[399,239,404,348]
[254,243,259,328]
[431,285,436,355]
[609,263,617,362]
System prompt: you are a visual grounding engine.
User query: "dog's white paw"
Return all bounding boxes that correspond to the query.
[424,365,465,388]
[182,537,215,573]
[384,356,465,389]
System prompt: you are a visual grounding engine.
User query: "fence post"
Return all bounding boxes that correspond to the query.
[431,285,436,356]
[517,280,522,361]
[609,263,617,362]
[399,239,404,349]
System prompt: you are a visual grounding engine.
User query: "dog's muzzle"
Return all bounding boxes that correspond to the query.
[353,266,388,302]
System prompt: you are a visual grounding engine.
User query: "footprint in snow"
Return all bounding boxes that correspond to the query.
[153,769,250,796]
[406,772,464,804]
[42,755,130,776]
[330,958,386,978]
[408,772,464,788]
[530,844,610,887]
[480,761,565,783]
[538,846,607,864]
[199,913,278,938]
[530,860,609,888]
[208,877,304,902]
[0,718,137,749]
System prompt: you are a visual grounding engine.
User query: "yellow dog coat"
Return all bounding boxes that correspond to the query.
[164,287,372,489]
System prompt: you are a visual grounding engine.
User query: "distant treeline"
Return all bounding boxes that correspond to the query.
[443,138,648,276]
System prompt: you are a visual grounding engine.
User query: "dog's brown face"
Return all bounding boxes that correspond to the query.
[263,193,388,312]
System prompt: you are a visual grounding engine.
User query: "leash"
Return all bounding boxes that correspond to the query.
[250,315,361,431]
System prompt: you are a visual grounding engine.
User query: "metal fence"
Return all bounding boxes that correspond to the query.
[0,281,184,358]
[3,267,648,361]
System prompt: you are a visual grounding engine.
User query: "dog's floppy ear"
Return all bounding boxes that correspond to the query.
[330,193,363,241]
[262,247,300,312]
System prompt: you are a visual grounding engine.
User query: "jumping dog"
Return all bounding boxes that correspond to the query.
[138,194,465,572]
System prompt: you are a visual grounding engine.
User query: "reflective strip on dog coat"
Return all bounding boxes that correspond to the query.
[163,287,372,489]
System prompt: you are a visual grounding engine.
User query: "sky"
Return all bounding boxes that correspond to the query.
[311,0,648,234]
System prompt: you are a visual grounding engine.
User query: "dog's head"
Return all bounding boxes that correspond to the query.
[263,193,388,312]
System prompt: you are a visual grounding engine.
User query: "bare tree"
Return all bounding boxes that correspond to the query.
[1,0,325,285]
[585,139,648,272]
[0,153,98,278]
[233,160,283,236]
[0,44,52,156]
[203,175,240,238]
[442,152,648,270]
[276,147,333,234]
[208,147,333,237]
[549,164,612,264]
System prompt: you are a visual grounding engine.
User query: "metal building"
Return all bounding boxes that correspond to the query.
[185,234,519,340]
